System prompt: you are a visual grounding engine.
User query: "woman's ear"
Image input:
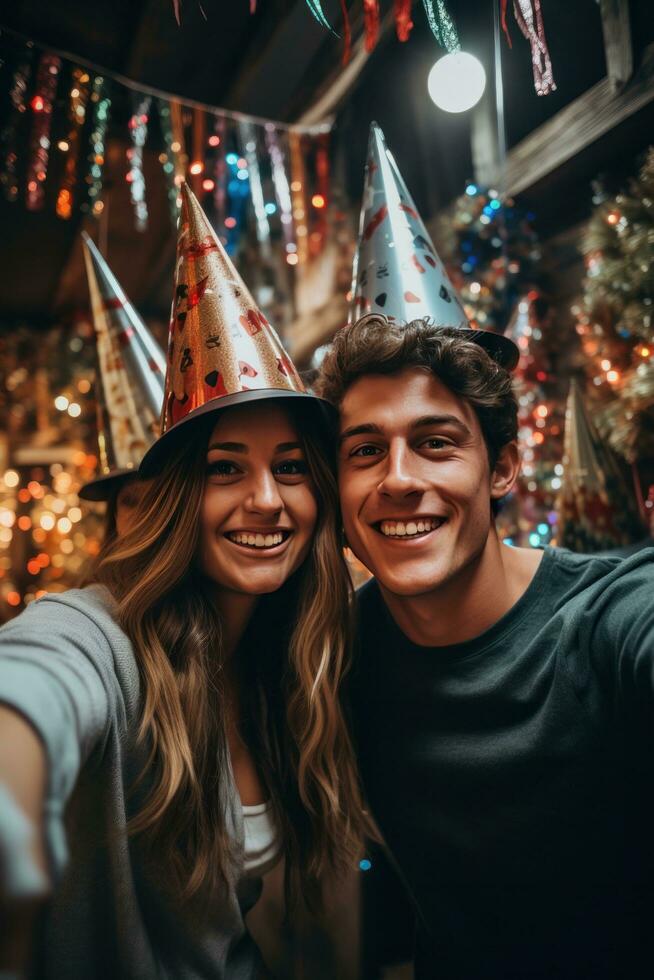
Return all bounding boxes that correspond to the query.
[490,440,520,504]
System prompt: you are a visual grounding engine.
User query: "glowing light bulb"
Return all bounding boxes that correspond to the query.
[427,52,486,113]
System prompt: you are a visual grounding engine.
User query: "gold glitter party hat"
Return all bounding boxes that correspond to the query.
[351,122,519,371]
[140,182,335,474]
[79,233,166,501]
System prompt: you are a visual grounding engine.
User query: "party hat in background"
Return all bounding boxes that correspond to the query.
[351,122,519,371]
[557,379,644,551]
[140,182,335,474]
[79,233,166,501]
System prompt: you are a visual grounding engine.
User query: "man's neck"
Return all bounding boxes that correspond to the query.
[378,535,543,648]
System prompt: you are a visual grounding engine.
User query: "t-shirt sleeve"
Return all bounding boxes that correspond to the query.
[588,551,654,711]
[0,596,118,885]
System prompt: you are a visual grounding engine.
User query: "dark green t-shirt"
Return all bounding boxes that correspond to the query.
[352,547,654,979]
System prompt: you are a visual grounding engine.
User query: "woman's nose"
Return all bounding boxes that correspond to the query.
[244,470,284,514]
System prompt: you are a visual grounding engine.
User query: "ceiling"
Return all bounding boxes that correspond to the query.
[1,0,653,330]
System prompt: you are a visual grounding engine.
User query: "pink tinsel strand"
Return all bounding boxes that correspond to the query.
[513,0,556,96]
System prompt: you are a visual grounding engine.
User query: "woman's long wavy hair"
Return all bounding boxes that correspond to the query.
[92,406,373,907]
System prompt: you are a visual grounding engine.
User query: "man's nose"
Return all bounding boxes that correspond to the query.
[244,470,284,514]
[377,442,429,499]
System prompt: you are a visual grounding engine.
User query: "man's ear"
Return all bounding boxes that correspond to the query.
[490,440,520,503]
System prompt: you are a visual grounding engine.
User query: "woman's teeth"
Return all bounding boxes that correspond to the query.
[228,531,285,548]
[379,518,443,538]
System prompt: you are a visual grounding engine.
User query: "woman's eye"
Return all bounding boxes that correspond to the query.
[206,460,239,477]
[274,459,308,476]
[351,444,381,458]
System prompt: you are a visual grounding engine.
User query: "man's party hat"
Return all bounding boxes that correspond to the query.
[350,122,519,371]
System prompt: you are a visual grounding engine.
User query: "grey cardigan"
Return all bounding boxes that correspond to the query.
[0,586,266,979]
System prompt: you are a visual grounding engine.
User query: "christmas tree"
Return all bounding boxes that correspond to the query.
[573,148,654,468]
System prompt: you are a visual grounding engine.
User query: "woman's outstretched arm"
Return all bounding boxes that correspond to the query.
[0,705,49,976]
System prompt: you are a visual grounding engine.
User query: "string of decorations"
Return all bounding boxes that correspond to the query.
[297,0,554,95]
[0,29,333,253]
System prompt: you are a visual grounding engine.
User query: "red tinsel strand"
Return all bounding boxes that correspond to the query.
[512,0,556,95]
[394,0,414,42]
[363,0,380,53]
[339,0,352,66]
[26,53,61,211]
[500,0,512,47]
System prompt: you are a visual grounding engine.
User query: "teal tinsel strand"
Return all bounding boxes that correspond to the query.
[422,0,461,52]
[304,0,338,35]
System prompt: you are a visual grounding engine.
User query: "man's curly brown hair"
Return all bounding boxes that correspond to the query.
[315,314,518,471]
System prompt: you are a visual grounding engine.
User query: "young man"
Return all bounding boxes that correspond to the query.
[317,313,654,980]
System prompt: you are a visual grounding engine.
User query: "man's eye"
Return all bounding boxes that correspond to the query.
[422,438,450,450]
[274,459,308,476]
[206,460,239,477]
[351,445,382,457]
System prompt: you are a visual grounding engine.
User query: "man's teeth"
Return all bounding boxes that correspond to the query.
[228,531,285,548]
[379,518,443,538]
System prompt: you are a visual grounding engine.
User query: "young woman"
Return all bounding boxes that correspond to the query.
[0,184,370,978]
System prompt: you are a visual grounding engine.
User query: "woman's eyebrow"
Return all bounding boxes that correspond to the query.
[207,441,248,453]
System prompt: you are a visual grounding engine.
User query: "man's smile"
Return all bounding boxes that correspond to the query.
[371,516,448,539]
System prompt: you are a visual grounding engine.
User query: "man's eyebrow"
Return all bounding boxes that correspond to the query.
[339,423,384,445]
[207,441,248,453]
[412,414,471,436]
[339,415,471,445]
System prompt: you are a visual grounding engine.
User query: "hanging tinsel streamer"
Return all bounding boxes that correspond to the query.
[190,107,206,197]
[288,130,309,265]
[238,121,271,258]
[265,124,294,252]
[512,0,556,95]
[169,99,188,196]
[421,0,460,52]
[310,132,330,257]
[500,0,513,46]
[25,52,61,211]
[303,0,338,34]
[363,0,381,53]
[126,94,151,230]
[210,114,227,238]
[339,0,352,66]
[394,0,414,42]
[85,76,112,217]
[0,46,33,202]
[223,129,250,257]
[156,99,179,223]
[56,66,91,219]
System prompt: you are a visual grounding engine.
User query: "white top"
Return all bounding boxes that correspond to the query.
[241,801,282,877]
